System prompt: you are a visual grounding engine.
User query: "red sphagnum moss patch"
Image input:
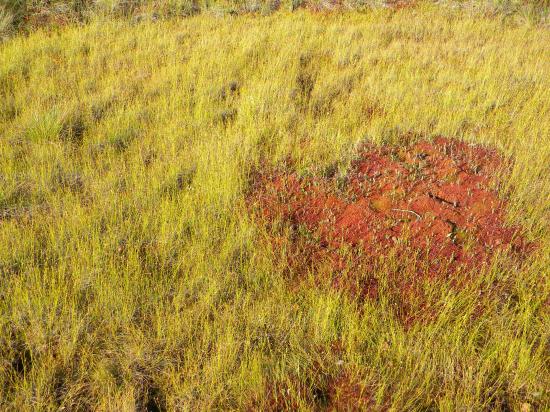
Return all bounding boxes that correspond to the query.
[249,137,534,324]
[251,368,372,411]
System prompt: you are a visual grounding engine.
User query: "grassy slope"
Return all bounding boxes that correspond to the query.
[0,7,549,411]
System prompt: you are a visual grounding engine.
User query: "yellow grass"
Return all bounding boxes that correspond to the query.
[0,6,549,410]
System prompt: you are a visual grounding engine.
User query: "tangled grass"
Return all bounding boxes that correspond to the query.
[0,6,549,411]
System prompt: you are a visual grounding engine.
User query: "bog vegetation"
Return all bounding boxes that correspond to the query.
[0,0,549,38]
[0,3,549,411]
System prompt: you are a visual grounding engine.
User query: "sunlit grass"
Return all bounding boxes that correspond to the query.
[0,6,548,410]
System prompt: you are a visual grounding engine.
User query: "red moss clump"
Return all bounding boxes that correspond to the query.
[249,137,533,322]
[324,372,373,411]
[251,370,372,411]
